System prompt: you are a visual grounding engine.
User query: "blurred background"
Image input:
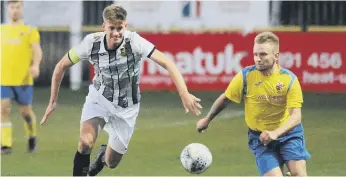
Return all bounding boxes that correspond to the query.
[1,1,346,176]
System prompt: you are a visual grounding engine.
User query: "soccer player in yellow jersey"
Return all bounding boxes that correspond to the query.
[1,0,43,154]
[196,32,310,176]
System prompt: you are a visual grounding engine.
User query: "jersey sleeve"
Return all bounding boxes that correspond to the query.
[286,78,303,108]
[29,27,40,44]
[132,32,155,58]
[68,34,92,64]
[224,72,244,103]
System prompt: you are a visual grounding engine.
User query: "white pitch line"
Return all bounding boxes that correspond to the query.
[137,111,244,130]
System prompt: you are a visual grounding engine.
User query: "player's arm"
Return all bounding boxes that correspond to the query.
[273,79,303,137]
[29,27,43,78]
[197,72,243,132]
[40,54,75,125]
[208,72,243,122]
[31,43,42,68]
[205,93,230,122]
[149,49,202,115]
[150,50,188,96]
[41,34,91,125]
[133,32,201,115]
[48,54,75,104]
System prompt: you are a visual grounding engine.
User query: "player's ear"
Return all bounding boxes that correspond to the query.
[124,21,128,28]
[274,52,280,59]
[274,53,280,63]
[102,22,105,29]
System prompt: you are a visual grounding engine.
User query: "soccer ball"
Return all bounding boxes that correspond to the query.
[180,143,212,174]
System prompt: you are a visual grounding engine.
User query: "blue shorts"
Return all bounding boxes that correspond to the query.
[0,86,33,105]
[248,124,311,176]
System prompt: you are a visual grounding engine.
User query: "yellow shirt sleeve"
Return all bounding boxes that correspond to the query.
[286,78,303,108]
[29,27,40,44]
[224,72,243,103]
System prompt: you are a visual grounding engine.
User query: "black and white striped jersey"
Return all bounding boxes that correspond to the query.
[68,30,155,108]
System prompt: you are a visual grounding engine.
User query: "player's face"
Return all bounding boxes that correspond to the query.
[253,43,279,72]
[103,20,127,45]
[8,2,23,21]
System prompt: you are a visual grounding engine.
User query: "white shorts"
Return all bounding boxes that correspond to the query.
[81,86,140,154]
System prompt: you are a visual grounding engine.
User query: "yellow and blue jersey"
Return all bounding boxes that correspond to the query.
[1,23,40,86]
[225,65,303,132]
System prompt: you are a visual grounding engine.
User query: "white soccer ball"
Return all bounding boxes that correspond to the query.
[180,143,212,174]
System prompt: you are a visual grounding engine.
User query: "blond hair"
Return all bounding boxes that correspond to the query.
[103,4,127,21]
[255,32,280,52]
[7,0,23,4]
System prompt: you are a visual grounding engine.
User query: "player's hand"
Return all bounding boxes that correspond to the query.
[40,102,57,125]
[259,130,279,146]
[180,92,202,116]
[196,117,209,133]
[30,64,40,79]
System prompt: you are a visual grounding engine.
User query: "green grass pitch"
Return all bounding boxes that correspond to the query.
[1,88,346,176]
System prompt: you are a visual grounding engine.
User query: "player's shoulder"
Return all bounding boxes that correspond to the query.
[22,23,38,32]
[84,32,105,43]
[0,23,7,30]
[123,29,143,41]
[279,67,297,78]
[240,65,257,76]
[124,29,137,36]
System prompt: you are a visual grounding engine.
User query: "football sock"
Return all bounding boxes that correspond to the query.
[101,153,106,166]
[1,121,12,147]
[73,150,90,176]
[23,115,37,138]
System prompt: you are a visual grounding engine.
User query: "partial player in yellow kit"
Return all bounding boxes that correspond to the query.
[1,0,43,154]
[196,32,310,176]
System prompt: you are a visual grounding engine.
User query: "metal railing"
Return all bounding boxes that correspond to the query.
[278,1,346,31]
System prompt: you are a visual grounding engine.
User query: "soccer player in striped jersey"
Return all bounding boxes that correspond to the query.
[196,32,310,176]
[40,4,202,176]
[1,0,43,154]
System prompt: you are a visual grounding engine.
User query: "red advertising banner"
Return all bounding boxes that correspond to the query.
[90,32,346,93]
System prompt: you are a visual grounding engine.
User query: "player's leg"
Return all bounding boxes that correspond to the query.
[248,129,284,176]
[88,140,125,176]
[286,160,307,176]
[261,163,287,176]
[89,104,139,176]
[74,94,109,177]
[88,135,126,176]
[18,105,37,152]
[104,145,124,168]
[74,117,105,176]
[280,125,310,176]
[1,86,14,154]
[256,150,284,176]
[15,86,37,152]
[281,137,309,176]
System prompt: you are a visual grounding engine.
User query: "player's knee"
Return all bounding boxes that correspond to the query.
[104,153,123,169]
[78,134,95,153]
[105,159,120,169]
[19,107,34,119]
[1,103,11,119]
[290,171,307,177]
[287,160,307,177]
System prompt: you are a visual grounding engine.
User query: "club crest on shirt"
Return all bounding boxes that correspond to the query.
[20,31,25,37]
[276,82,284,92]
[120,48,127,56]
